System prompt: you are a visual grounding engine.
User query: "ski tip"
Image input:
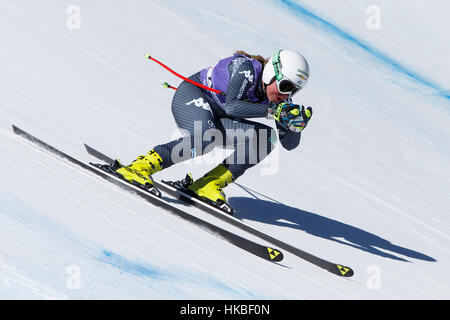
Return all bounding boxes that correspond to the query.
[333,264,354,277]
[267,247,283,262]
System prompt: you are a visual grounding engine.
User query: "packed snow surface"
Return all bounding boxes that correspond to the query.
[1,0,449,299]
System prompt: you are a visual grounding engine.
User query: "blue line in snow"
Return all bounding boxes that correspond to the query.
[99,250,163,279]
[279,0,450,100]
[98,250,260,298]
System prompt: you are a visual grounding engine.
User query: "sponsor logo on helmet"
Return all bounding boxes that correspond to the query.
[297,69,309,79]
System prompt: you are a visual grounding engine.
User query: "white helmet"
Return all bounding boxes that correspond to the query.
[262,49,310,95]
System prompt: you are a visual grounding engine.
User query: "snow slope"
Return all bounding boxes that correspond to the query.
[1,0,449,299]
[288,0,450,93]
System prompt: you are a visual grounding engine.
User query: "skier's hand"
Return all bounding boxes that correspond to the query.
[287,105,313,132]
[267,103,312,132]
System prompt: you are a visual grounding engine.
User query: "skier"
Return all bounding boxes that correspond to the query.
[113,49,313,207]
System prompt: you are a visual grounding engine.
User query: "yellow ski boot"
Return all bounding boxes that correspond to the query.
[187,164,234,213]
[114,149,163,191]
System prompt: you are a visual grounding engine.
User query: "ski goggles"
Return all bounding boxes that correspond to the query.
[272,50,301,96]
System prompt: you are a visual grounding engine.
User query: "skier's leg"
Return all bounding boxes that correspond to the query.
[116,79,225,185]
[220,118,277,180]
[152,78,225,169]
[187,118,277,204]
[115,76,224,188]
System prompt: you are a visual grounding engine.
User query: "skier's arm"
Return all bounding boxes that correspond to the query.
[223,59,269,119]
[276,123,302,150]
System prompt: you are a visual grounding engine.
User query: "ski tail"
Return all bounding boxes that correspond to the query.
[84,144,114,164]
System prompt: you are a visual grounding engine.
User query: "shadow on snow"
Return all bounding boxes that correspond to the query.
[229,190,436,263]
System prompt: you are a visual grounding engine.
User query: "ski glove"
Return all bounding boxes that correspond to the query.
[267,102,313,132]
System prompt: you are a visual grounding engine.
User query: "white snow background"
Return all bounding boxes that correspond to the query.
[0,0,449,299]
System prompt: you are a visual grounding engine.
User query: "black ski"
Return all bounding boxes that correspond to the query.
[12,125,283,263]
[84,143,355,277]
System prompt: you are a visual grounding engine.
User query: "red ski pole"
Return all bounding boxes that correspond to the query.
[145,54,225,96]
